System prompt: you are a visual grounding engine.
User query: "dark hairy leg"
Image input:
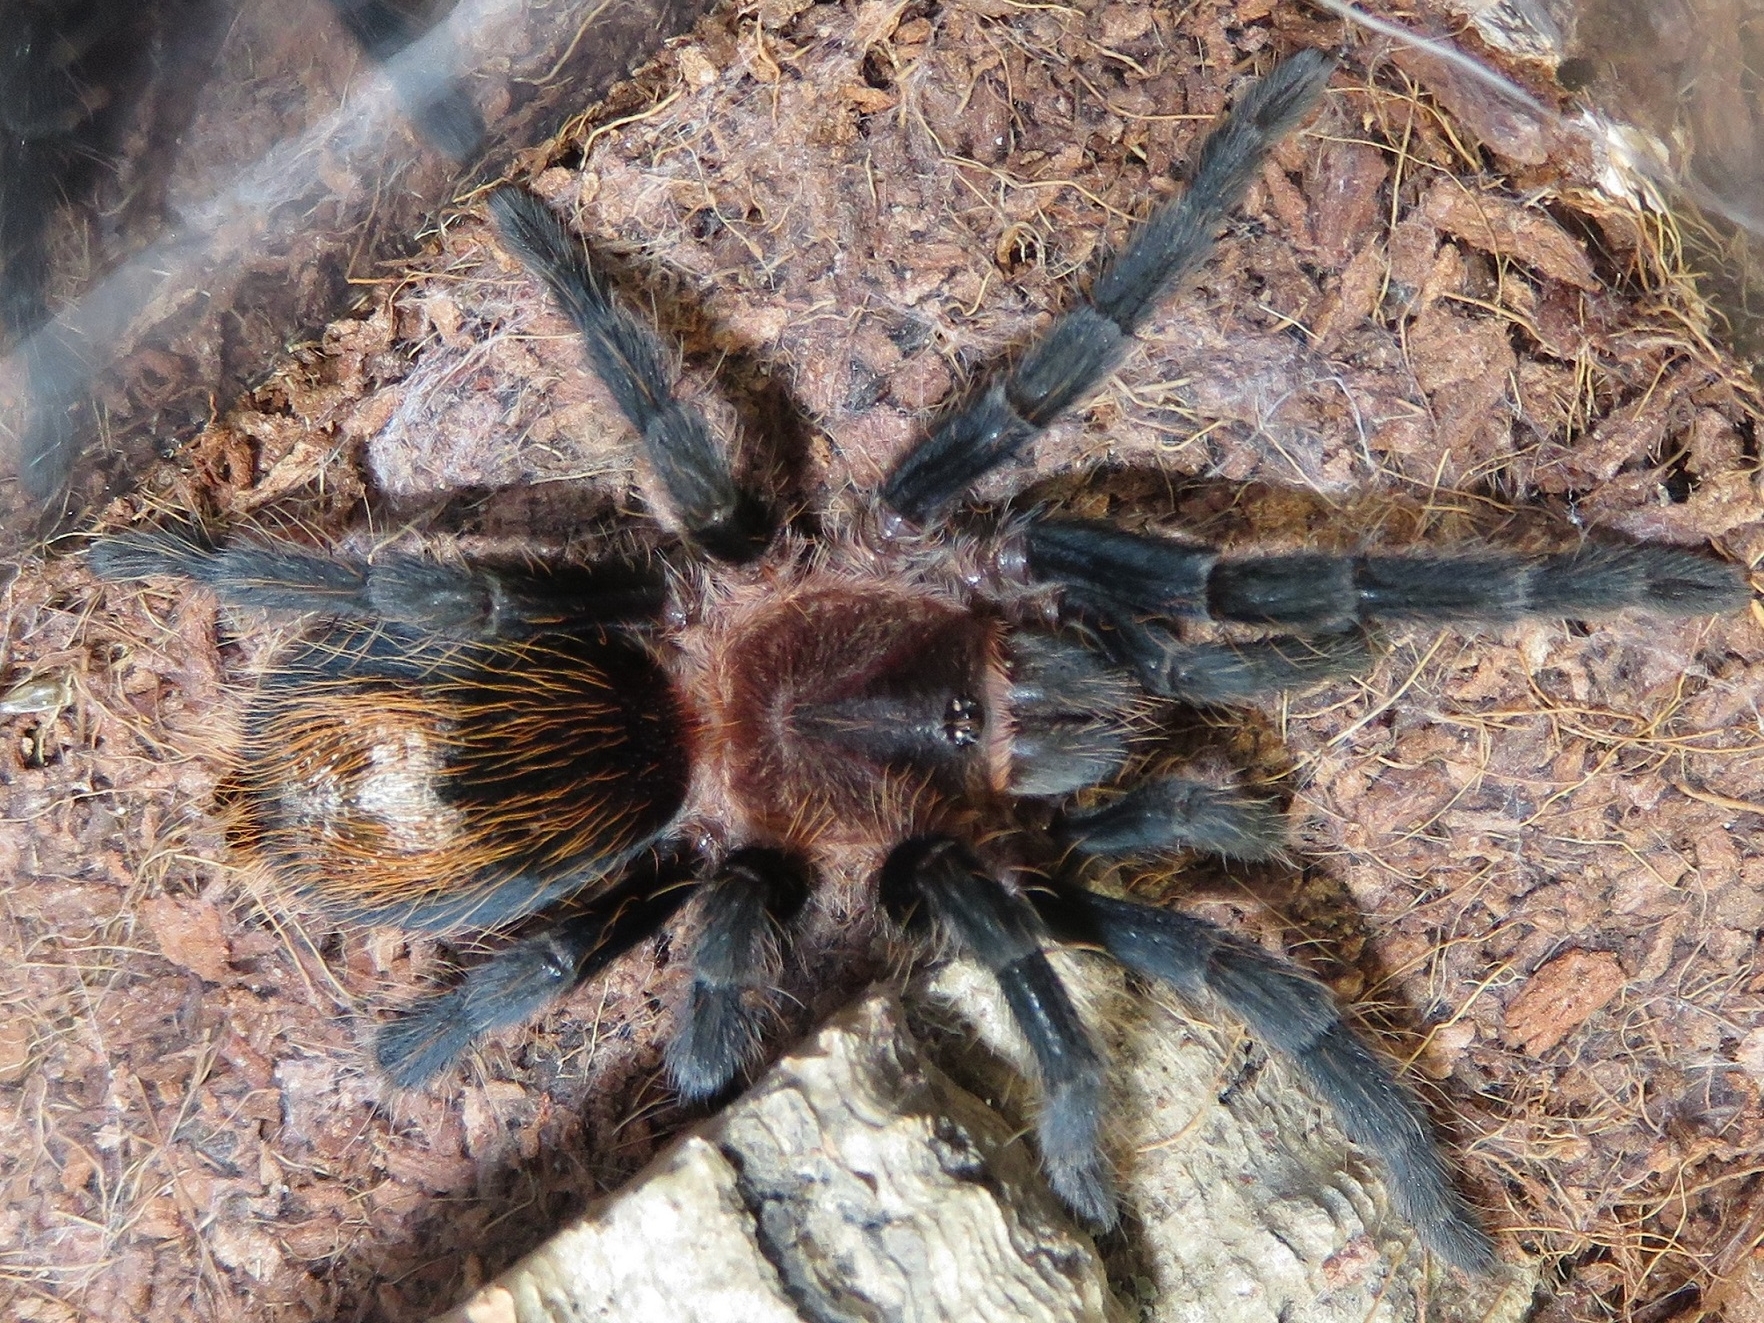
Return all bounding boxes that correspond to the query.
[1057,776,1288,861]
[1033,884,1496,1271]
[489,187,772,562]
[376,853,696,1088]
[880,51,1335,522]
[665,848,811,1102]
[1028,517,1749,632]
[881,836,1117,1226]
[87,524,665,636]
[1067,586,1375,702]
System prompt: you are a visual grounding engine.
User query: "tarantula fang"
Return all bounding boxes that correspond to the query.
[88,49,1748,1274]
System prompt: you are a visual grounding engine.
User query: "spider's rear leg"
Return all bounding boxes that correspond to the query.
[881,836,1117,1227]
[88,523,665,637]
[377,849,697,1087]
[665,847,811,1102]
[880,51,1334,523]
[1034,884,1496,1272]
[489,187,772,563]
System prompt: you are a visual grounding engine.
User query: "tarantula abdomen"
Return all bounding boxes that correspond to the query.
[232,622,691,932]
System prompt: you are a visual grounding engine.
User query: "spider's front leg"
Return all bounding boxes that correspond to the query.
[489,187,773,563]
[881,835,1117,1227]
[880,50,1335,523]
[1017,516,1749,701]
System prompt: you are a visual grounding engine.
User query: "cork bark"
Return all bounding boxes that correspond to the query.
[438,986,1534,1323]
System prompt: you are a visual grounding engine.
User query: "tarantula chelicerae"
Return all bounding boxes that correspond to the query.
[89,51,1747,1272]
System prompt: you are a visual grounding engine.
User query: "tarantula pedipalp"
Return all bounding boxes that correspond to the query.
[88,49,1747,1275]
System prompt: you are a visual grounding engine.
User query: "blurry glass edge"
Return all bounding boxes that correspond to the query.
[1311,0,1763,376]
[0,0,708,552]
[3,1,487,520]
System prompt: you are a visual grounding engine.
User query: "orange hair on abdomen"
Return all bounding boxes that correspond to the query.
[231,623,691,931]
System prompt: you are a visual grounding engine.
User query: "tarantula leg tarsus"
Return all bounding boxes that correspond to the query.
[1058,777,1287,861]
[1030,517,1749,629]
[1089,48,1337,333]
[488,187,772,563]
[881,836,1117,1227]
[665,848,811,1102]
[87,524,665,636]
[880,51,1334,523]
[376,857,695,1088]
[1034,885,1496,1272]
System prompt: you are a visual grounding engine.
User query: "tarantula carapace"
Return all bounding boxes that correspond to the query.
[88,50,1748,1273]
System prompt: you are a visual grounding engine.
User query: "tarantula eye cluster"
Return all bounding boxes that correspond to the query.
[88,49,1748,1271]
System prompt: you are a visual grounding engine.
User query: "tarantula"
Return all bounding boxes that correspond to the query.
[88,50,1747,1273]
